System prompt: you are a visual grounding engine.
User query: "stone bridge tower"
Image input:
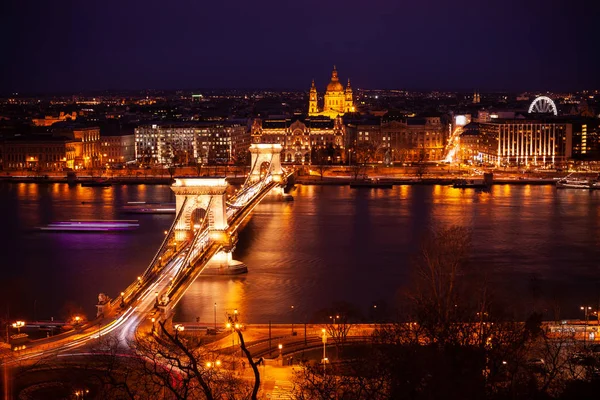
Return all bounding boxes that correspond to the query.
[249,143,283,183]
[171,177,228,243]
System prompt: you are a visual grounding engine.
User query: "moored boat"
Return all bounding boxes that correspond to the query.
[556,174,597,189]
[452,179,490,189]
[556,180,592,189]
[350,179,392,189]
[81,179,112,187]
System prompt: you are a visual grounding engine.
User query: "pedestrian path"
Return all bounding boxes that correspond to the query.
[267,380,293,399]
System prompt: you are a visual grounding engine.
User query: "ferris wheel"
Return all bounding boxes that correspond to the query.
[528,96,558,116]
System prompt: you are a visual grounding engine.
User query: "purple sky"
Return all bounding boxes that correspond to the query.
[1,0,598,94]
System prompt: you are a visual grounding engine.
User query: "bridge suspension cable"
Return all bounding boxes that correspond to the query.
[168,197,214,291]
[227,153,275,209]
[140,196,189,280]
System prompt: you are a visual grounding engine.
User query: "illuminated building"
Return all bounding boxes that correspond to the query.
[380,112,447,163]
[134,122,249,165]
[99,135,135,166]
[562,117,600,160]
[73,127,101,168]
[473,120,572,166]
[0,136,76,170]
[456,122,487,164]
[346,117,381,150]
[31,112,77,127]
[251,116,345,163]
[50,125,102,169]
[309,66,355,119]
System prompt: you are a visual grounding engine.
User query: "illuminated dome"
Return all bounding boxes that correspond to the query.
[326,80,343,92]
[326,66,343,92]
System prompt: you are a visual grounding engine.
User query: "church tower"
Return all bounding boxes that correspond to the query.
[473,90,480,104]
[309,79,318,115]
[345,78,354,113]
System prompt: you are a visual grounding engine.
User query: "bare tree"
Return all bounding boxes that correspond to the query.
[311,146,331,180]
[51,321,260,400]
[351,142,377,180]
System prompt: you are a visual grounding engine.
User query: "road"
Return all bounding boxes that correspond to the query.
[2,171,285,366]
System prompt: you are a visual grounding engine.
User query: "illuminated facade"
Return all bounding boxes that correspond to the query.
[73,127,101,168]
[0,136,77,170]
[380,114,447,163]
[134,122,249,165]
[563,118,600,160]
[475,121,572,166]
[309,66,355,119]
[251,116,345,163]
[99,135,135,166]
[32,112,77,127]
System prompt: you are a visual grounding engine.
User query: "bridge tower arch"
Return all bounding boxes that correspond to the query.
[171,177,228,242]
[249,143,283,183]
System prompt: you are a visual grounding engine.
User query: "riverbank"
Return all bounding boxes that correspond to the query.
[0,175,557,186]
[296,176,558,186]
[0,166,584,186]
[0,174,248,185]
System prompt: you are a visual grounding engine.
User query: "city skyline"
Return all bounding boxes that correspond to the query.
[2,0,600,94]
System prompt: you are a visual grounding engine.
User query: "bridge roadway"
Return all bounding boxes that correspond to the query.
[2,175,284,366]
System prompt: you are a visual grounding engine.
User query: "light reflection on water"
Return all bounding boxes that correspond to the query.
[1,183,599,323]
[176,184,600,323]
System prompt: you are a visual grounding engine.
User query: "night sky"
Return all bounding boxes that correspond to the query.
[1,0,598,94]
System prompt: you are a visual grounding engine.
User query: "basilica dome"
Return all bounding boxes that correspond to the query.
[326,66,344,92]
[326,80,344,92]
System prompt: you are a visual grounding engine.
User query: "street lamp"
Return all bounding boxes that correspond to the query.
[214,303,217,334]
[291,305,295,336]
[12,321,25,334]
[278,343,283,358]
[174,324,184,338]
[74,316,81,325]
[581,306,592,346]
[321,328,327,375]
[226,310,240,370]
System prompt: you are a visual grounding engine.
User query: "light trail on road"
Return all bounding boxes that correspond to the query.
[4,169,286,367]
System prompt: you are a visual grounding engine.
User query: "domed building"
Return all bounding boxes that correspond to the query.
[309,66,355,119]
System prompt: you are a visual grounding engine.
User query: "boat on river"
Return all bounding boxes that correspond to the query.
[556,179,593,189]
[452,179,490,189]
[39,220,139,232]
[122,202,176,214]
[556,174,599,189]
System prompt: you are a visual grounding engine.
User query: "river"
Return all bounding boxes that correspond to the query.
[1,183,599,324]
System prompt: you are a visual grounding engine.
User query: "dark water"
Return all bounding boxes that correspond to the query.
[1,183,599,324]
